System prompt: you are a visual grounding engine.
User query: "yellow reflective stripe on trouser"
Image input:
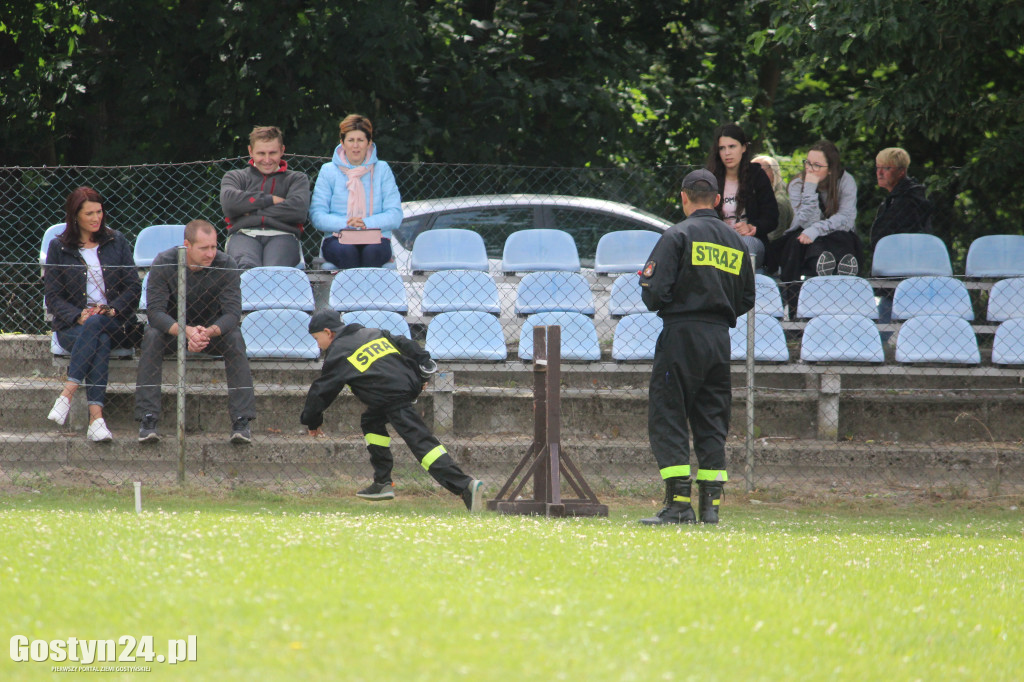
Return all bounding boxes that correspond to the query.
[660,465,690,479]
[364,433,391,447]
[421,445,447,471]
[696,469,728,482]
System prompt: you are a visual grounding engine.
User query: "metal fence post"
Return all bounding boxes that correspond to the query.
[176,246,187,485]
[744,254,756,493]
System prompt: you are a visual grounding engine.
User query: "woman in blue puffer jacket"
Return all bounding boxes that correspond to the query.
[311,114,403,269]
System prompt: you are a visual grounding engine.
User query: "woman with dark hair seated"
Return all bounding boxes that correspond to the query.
[705,122,779,271]
[44,186,141,441]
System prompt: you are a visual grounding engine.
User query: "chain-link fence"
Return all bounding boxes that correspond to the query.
[1,158,1022,500]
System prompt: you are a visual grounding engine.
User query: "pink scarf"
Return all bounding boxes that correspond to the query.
[339,152,375,220]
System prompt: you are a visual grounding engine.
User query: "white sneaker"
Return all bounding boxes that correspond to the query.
[87,418,113,442]
[48,395,71,425]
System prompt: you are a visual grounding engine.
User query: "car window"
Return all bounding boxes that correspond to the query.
[430,207,536,258]
[549,208,662,267]
[393,216,426,251]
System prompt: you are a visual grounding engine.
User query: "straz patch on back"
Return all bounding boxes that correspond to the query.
[691,241,743,275]
[642,260,656,278]
[347,337,400,373]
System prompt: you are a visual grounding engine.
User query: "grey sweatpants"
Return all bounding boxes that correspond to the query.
[226,232,302,270]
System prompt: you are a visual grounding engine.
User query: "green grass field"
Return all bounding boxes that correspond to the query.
[1,488,1022,681]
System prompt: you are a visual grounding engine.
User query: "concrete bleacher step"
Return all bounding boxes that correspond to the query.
[1,434,1019,493]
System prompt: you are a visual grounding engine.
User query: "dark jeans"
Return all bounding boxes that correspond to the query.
[360,398,473,495]
[322,237,392,270]
[133,326,256,422]
[56,314,123,406]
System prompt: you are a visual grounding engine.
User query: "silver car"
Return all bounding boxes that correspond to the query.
[391,194,673,271]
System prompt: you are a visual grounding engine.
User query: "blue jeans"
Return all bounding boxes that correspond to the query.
[322,237,392,270]
[56,314,122,407]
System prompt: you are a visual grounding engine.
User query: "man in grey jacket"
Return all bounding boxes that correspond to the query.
[220,125,310,269]
[134,220,256,443]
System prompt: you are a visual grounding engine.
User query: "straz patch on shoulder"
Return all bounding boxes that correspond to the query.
[691,241,743,275]
[347,337,400,373]
[642,260,656,278]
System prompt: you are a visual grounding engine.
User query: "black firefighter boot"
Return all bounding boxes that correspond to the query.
[639,478,697,525]
[698,481,724,524]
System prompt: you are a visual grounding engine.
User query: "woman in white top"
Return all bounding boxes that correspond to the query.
[44,187,141,441]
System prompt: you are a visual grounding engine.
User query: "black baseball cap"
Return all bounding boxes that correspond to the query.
[681,168,719,193]
[308,309,344,334]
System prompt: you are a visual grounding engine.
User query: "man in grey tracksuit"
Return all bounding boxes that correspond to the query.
[220,125,310,269]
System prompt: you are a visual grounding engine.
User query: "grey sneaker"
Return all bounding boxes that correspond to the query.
[138,414,160,443]
[837,254,858,276]
[815,251,836,276]
[230,418,252,444]
[462,479,484,513]
[356,481,395,500]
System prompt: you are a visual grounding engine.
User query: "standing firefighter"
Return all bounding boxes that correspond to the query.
[301,309,485,512]
[639,169,756,525]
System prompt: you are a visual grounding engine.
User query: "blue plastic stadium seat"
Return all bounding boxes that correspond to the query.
[515,271,594,316]
[796,275,879,319]
[51,332,134,358]
[421,270,500,315]
[891,276,973,320]
[341,310,411,338]
[992,318,1024,365]
[965,235,1024,278]
[608,274,647,317]
[410,228,489,273]
[987,277,1024,322]
[895,316,980,364]
[501,229,580,274]
[754,274,785,318]
[40,223,66,266]
[594,230,661,275]
[729,314,790,362]
[133,224,186,267]
[611,313,662,361]
[871,233,952,277]
[518,312,600,361]
[425,311,508,361]
[800,314,884,362]
[240,266,314,312]
[329,268,408,313]
[241,309,320,360]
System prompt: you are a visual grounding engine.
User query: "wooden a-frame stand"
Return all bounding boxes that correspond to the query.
[487,326,608,517]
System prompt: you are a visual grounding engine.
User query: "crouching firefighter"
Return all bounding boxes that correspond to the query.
[637,169,755,525]
[301,309,485,512]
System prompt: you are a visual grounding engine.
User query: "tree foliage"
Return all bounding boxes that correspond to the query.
[3,0,1024,252]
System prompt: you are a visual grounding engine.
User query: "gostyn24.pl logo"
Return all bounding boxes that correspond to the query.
[10,635,197,665]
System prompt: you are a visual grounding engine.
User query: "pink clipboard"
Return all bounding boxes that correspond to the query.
[338,229,382,245]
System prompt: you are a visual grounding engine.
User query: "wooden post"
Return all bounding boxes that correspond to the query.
[487,325,608,517]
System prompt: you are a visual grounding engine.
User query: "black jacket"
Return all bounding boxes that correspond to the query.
[714,162,779,248]
[640,208,756,327]
[44,229,141,333]
[300,324,433,429]
[145,248,243,335]
[869,176,933,252]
